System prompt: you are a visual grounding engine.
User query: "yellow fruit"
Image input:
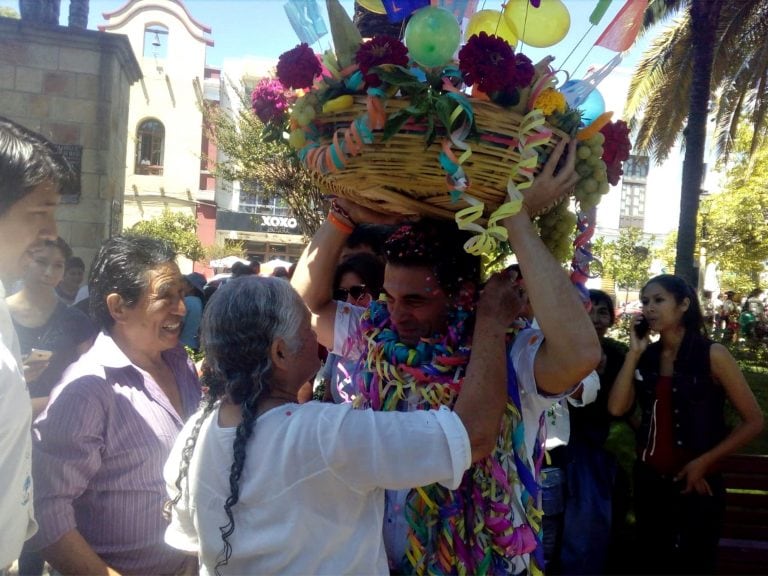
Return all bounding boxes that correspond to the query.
[322,95,354,114]
[576,112,614,141]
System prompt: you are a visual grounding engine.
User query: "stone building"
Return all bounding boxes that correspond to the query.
[0,16,141,267]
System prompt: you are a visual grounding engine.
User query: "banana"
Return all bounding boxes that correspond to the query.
[322,95,354,114]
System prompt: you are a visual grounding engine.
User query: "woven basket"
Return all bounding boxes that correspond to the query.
[305,96,569,220]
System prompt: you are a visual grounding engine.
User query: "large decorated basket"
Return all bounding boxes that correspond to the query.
[303,95,569,220]
[254,0,631,262]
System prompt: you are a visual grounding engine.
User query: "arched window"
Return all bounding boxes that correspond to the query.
[143,24,168,59]
[135,119,165,175]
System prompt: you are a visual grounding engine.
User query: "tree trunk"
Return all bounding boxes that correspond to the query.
[675,0,723,286]
[69,0,89,29]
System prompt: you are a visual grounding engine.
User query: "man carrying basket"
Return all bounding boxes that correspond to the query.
[292,140,600,575]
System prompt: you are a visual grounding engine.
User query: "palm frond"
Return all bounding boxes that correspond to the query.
[626,14,693,162]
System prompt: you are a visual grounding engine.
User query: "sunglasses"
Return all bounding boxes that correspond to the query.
[334,285,367,301]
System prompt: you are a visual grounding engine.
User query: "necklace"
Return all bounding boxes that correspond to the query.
[352,300,545,576]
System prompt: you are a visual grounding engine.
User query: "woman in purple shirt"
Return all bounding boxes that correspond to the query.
[29,236,202,576]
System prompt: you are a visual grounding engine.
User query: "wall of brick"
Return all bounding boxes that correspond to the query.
[0,17,141,268]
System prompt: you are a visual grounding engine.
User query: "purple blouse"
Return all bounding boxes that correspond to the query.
[29,332,202,575]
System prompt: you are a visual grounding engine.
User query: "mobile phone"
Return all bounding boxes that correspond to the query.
[634,316,650,339]
[25,348,53,363]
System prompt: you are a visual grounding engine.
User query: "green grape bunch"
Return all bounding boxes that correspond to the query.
[573,132,610,212]
[536,198,577,264]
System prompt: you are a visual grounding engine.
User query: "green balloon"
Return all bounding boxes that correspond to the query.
[405,7,460,68]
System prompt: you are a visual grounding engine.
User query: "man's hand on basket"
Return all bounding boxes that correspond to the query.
[521,139,579,217]
[332,197,407,226]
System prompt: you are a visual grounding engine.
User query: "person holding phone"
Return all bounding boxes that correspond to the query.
[607,274,764,574]
[8,237,96,419]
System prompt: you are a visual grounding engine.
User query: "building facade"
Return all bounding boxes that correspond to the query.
[215,57,306,266]
[99,0,215,272]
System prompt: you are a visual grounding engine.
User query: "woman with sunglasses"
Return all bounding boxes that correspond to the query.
[316,253,385,403]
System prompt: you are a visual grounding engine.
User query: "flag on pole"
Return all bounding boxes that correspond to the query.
[284,0,328,45]
[594,0,648,52]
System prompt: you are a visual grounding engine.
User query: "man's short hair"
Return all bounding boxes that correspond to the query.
[88,235,177,330]
[231,261,254,278]
[65,256,85,271]
[0,116,72,216]
[383,218,481,295]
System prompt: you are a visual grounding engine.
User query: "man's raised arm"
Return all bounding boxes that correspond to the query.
[504,140,601,394]
[290,210,350,350]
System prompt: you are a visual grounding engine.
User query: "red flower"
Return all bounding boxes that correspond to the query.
[601,120,632,186]
[459,33,518,94]
[276,43,321,90]
[251,78,292,125]
[356,35,409,87]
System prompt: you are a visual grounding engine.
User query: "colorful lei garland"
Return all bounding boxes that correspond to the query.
[351,300,545,575]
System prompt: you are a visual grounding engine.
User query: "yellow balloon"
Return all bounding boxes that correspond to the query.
[503,0,570,48]
[356,0,387,15]
[465,9,518,46]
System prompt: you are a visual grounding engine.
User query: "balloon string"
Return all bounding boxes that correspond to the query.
[572,44,597,80]
[559,24,595,72]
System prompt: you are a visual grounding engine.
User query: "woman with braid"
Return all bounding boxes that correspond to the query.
[164,274,525,574]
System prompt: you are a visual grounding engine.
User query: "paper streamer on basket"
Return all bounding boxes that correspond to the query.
[298,91,384,174]
[570,206,599,286]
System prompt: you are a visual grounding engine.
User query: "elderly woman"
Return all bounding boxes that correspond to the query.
[30,235,201,575]
[164,274,523,575]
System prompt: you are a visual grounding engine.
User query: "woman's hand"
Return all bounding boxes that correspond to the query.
[476,271,527,329]
[521,139,579,217]
[628,314,651,356]
[23,358,49,383]
[676,456,713,496]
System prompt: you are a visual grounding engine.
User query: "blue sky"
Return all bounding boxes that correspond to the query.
[1,0,659,76]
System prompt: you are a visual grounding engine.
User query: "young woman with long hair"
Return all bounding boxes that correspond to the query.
[608,274,763,574]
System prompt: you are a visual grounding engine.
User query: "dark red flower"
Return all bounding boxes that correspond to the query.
[251,78,291,125]
[601,120,632,185]
[276,43,321,90]
[356,35,409,87]
[512,52,535,90]
[459,32,532,95]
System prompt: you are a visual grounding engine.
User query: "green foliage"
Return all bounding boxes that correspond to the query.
[128,209,204,262]
[654,231,677,275]
[702,127,768,292]
[593,227,655,303]
[203,240,246,265]
[203,81,326,237]
[0,6,20,18]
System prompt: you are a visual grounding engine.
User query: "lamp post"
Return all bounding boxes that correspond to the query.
[698,190,711,297]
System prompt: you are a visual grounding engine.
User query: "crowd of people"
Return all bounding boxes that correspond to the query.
[1,116,764,576]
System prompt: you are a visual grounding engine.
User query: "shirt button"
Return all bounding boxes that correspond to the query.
[677,440,683,445]
[672,388,677,392]
[674,409,679,414]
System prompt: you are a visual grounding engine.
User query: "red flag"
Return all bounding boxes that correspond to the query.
[594,0,649,53]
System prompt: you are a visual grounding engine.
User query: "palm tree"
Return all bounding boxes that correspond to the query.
[625,0,767,285]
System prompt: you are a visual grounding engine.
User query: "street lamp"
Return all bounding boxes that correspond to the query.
[698,191,711,295]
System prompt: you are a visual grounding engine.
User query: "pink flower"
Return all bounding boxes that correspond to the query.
[276,43,321,90]
[251,78,292,125]
[355,35,409,87]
